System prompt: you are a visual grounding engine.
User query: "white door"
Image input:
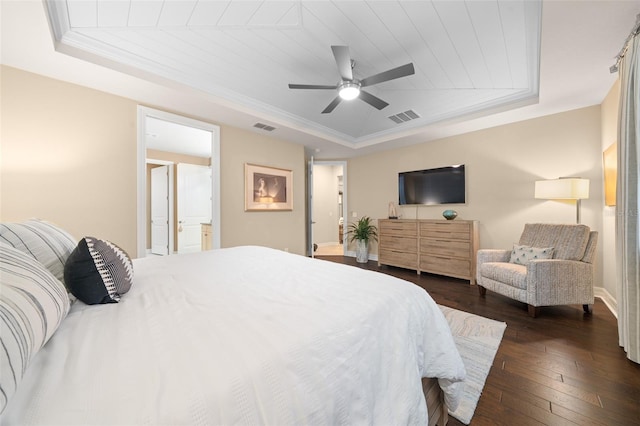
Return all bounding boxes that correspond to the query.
[177,163,212,254]
[151,165,170,255]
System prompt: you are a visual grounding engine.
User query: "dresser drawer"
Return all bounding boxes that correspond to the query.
[379,249,418,269]
[420,221,470,240]
[379,220,417,236]
[380,235,417,252]
[420,255,471,277]
[420,239,470,258]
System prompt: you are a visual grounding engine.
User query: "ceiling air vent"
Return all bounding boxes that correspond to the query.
[253,122,276,132]
[388,110,420,124]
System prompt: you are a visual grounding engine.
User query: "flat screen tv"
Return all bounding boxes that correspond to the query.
[399,165,466,205]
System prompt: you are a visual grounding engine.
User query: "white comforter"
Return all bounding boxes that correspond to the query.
[3,246,465,425]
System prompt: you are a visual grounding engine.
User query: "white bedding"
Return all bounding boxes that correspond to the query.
[2,246,465,425]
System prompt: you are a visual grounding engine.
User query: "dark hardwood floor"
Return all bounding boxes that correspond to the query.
[315,255,640,426]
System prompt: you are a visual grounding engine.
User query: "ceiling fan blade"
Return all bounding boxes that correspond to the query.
[360,63,415,87]
[288,84,337,90]
[322,96,342,114]
[359,90,389,110]
[331,45,353,81]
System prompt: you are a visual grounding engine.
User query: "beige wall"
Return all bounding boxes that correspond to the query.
[600,79,620,304]
[0,64,614,292]
[348,106,605,288]
[1,65,138,252]
[146,149,210,166]
[1,66,306,257]
[218,125,306,255]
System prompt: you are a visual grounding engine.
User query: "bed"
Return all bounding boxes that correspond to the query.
[0,220,466,425]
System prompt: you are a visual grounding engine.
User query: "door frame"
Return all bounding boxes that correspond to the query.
[137,106,221,258]
[308,160,347,257]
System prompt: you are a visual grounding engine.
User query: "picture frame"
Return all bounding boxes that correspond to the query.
[245,163,293,211]
[603,142,617,206]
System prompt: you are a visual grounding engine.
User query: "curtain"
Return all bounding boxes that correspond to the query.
[616,32,640,364]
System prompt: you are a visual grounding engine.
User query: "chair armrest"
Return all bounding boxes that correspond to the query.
[477,249,511,264]
[526,259,594,306]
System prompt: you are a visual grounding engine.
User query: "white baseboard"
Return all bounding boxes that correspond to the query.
[317,242,340,247]
[595,287,618,318]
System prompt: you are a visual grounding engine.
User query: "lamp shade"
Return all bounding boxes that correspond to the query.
[338,83,360,100]
[534,178,590,200]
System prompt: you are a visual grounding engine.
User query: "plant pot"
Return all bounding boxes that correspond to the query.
[355,239,369,263]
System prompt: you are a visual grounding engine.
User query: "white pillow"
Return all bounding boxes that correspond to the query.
[0,244,71,413]
[0,219,77,286]
[509,244,555,266]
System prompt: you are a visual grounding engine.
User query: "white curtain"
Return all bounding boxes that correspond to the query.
[616,32,640,364]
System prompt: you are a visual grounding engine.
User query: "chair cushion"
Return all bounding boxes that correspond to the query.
[480,262,527,290]
[519,224,590,261]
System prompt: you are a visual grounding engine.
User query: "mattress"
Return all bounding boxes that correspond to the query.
[2,246,465,425]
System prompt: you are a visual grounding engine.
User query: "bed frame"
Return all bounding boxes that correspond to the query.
[423,377,449,426]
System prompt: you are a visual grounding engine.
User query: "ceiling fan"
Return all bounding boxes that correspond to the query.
[288,45,415,114]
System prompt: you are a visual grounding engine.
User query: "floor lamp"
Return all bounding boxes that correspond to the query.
[534,178,590,224]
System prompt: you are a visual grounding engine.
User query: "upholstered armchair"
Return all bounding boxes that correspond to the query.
[476,223,598,317]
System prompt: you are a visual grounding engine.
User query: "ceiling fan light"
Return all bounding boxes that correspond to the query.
[339,83,360,100]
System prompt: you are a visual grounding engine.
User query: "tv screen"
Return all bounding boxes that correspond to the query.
[399,165,466,205]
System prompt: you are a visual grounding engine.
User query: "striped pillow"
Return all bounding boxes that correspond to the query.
[0,219,76,286]
[0,244,71,413]
[64,237,134,305]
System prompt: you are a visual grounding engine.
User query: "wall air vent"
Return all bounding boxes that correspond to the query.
[388,110,420,124]
[253,122,276,132]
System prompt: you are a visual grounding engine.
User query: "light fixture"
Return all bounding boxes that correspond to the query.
[338,81,360,100]
[534,177,590,223]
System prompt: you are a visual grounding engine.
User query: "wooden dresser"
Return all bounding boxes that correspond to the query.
[378,219,479,284]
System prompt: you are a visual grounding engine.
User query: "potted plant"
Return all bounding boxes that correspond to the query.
[348,216,378,263]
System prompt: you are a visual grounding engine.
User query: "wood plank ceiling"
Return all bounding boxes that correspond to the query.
[46,0,541,148]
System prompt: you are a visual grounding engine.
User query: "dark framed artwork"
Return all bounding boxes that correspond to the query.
[245,163,293,211]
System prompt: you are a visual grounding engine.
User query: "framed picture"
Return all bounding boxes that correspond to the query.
[603,142,617,206]
[245,163,293,211]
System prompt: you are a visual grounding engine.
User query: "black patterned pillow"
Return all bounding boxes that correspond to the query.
[64,237,134,305]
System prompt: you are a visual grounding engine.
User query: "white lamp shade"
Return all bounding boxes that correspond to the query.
[339,85,360,100]
[534,178,590,200]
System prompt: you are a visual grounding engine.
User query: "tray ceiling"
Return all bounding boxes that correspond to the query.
[44,0,542,150]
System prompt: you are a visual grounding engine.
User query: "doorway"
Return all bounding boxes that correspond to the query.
[309,161,347,257]
[136,107,221,258]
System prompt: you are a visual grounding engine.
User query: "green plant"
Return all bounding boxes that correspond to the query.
[347,216,378,243]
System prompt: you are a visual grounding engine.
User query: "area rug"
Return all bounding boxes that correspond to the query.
[438,305,507,425]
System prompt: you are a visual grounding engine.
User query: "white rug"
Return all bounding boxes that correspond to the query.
[438,305,507,425]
